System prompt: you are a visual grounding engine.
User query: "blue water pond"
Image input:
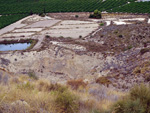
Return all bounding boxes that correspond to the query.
[0,43,31,51]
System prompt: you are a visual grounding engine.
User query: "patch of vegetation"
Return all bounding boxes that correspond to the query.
[55,89,79,113]
[17,81,34,90]
[109,1,150,14]
[127,45,133,50]
[112,84,150,113]
[100,23,104,26]
[133,61,150,75]
[39,12,46,17]
[67,79,87,90]
[89,9,102,19]
[28,71,38,80]
[0,0,136,15]
[0,14,28,29]
[96,76,112,86]
[118,34,123,38]
[145,74,150,82]
[26,39,38,50]
[0,72,129,113]
[36,79,66,92]
[133,67,141,74]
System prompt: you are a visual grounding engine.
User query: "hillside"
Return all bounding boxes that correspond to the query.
[0,0,150,29]
[0,5,150,113]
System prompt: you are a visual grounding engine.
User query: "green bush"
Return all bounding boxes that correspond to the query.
[112,84,150,113]
[100,23,104,26]
[89,9,102,19]
[39,13,45,17]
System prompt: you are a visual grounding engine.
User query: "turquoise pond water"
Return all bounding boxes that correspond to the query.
[0,43,31,51]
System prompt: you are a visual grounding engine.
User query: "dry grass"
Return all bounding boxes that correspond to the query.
[67,79,87,90]
[0,73,126,113]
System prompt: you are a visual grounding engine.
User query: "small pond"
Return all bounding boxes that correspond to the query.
[0,43,31,51]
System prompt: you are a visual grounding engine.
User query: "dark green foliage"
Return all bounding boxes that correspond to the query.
[112,84,150,113]
[89,9,102,19]
[0,15,27,29]
[39,12,45,17]
[100,23,104,26]
[0,0,137,15]
[109,1,150,13]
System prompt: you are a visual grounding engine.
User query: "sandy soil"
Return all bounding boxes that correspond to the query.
[25,20,60,28]
[113,21,131,25]
[41,20,99,38]
[148,19,150,23]
[2,32,35,37]
[13,28,43,32]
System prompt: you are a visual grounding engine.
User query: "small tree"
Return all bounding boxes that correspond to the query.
[89,9,102,19]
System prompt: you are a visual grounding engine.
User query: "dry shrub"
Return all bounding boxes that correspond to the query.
[0,84,55,113]
[112,84,150,113]
[67,79,87,90]
[145,74,150,82]
[36,79,51,91]
[36,79,66,92]
[133,67,141,74]
[55,89,79,113]
[10,77,20,84]
[96,77,112,86]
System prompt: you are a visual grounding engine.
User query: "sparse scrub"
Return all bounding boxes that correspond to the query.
[89,86,107,101]
[112,84,150,113]
[133,67,141,74]
[96,77,112,86]
[36,79,64,92]
[28,71,38,80]
[0,73,127,113]
[67,79,87,90]
[55,89,79,113]
[145,74,150,82]
[17,81,34,90]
